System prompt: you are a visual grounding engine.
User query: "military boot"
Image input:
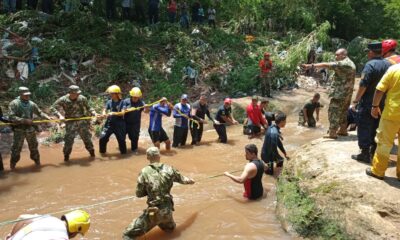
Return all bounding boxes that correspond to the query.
[89,150,95,157]
[351,148,370,163]
[33,158,41,166]
[323,129,338,139]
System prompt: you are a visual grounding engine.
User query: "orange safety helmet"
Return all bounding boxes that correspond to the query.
[382,39,397,55]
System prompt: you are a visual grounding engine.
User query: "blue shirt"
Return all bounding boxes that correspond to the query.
[149,103,171,131]
[215,105,231,124]
[173,103,191,128]
[359,57,391,107]
[124,98,145,124]
[105,99,125,123]
[261,124,286,163]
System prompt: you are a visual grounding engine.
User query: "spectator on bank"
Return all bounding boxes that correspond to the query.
[167,0,177,23]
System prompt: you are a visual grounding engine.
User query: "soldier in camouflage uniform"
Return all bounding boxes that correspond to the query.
[51,85,97,162]
[0,106,10,172]
[8,87,51,170]
[123,147,195,240]
[302,48,356,139]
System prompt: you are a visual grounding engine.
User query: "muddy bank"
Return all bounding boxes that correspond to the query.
[277,133,400,240]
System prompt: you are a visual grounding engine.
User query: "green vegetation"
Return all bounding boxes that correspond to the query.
[277,169,349,239]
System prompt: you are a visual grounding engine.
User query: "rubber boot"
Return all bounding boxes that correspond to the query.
[351,148,370,163]
[323,129,338,139]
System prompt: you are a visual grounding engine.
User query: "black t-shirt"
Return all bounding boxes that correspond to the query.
[124,98,145,123]
[192,100,213,122]
[303,101,320,118]
[215,105,231,123]
[106,100,125,122]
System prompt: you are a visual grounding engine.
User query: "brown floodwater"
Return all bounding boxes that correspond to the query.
[0,90,330,240]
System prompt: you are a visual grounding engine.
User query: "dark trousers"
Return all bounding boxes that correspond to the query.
[106,0,115,19]
[0,153,3,171]
[16,0,22,10]
[99,121,127,154]
[168,12,176,23]
[134,4,145,23]
[27,0,38,9]
[190,122,203,145]
[172,126,188,147]
[122,7,130,20]
[213,124,227,143]
[148,6,158,24]
[357,106,379,150]
[126,122,140,151]
[41,0,53,14]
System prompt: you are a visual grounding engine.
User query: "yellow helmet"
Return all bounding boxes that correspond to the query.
[129,87,142,97]
[106,85,121,94]
[62,210,91,236]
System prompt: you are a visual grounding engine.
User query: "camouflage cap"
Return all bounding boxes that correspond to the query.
[251,95,258,100]
[18,86,31,96]
[68,85,81,94]
[146,147,160,158]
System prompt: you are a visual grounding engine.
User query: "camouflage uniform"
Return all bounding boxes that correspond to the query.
[51,94,96,157]
[123,162,192,240]
[327,57,356,134]
[8,97,49,168]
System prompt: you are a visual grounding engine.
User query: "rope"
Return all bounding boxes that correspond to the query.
[0,99,163,127]
[0,169,242,228]
[169,101,201,128]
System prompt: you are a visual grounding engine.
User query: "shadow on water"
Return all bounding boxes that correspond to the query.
[139,212,199,240]
[0,179,28,194]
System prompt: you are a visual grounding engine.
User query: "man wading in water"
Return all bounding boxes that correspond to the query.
[224,144,265,200]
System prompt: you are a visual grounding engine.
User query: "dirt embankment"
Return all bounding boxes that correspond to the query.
[278,134,400,240]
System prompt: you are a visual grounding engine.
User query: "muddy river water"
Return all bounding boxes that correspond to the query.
[0,91,329,239]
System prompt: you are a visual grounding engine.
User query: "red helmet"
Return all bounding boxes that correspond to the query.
[264,52,270,57]
[224,98,232,104]
[382,39,397,55]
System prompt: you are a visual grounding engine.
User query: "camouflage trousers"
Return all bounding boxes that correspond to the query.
[123,207,176,240]
[259,75,271,97]
[64,121,94,156]
[328,96,351,131]
[11,129,39,165]
[298,111,316,127]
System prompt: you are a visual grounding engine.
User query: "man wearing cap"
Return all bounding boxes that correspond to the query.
[259,52,273,98]
[190,94,216,145]
[213,98,238,143]
[124,87,148,153]
[172,94,191,148]
[123,147,194,240]
[298,93,321,128]
[8,87,51,170]
[302,48,356,139]
[351,43,392,163]
[51,85,97,162]
[246,96,267,139]
[148,97,173,150]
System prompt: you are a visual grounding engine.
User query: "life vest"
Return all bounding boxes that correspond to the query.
[9,216,68,240]
[386,54,400,65]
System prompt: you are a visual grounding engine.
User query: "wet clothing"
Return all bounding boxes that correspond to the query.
[243,159,264,200]
[246,104,266,127]
[190,100,213,145]
[124,98,145,151]
[213,105,232,143]
[172,103,191,147]
[8,98,49,166]
[298,100,320,127]
[357,57,391,150]
[123,162,192,239]
[261,124,286,175]
[8,215,68,240]
[148,103,171,143]
[264,112,275,126]
[371,64,400,179]
[51,95,96,157]
[99,99,127,154]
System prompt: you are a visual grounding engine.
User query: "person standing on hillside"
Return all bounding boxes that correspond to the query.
[213,98,238,143]
[167,0,177,23]
[298,93,321,128]
[224,144,265,200]
[8,87,52,170]
[259,52,273,98]
[207,6,216,28]
[302,48,356,139]
[134,0,146,23]
[351,43,391,163]
[148,0,160,25]
[51,85,97,162]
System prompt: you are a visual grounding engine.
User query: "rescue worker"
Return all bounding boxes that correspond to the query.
[123,147,194,240]
[148,97,173,150]
[190,94,215,145]
[302,48,356,139]
[124,87,148,153]
[258,52,273,98]
[51,85,97,162]
[8,87,51,170]
[298,93,321,127]
[213,98,238,143]
[261,111,288,176]
[0,106,10,172]
[6,210,90,240]
[351,43,391,163]
[246,96,267,138]
[99,85,127,155]
[366,64,400,180]
[224,144,265,200]
[172,94,191,148]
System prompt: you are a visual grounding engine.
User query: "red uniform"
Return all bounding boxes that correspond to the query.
[259,59,273,77]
